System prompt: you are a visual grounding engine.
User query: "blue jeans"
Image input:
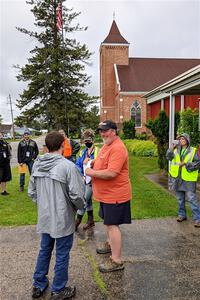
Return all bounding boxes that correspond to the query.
[77,184,93,216]
[19,160,34,187]
[33,233,73,293]
[176,191,200,220]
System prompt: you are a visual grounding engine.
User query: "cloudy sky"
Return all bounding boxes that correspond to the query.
[0,0,199,123]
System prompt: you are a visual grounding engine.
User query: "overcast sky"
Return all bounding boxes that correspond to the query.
[0,0,199,123]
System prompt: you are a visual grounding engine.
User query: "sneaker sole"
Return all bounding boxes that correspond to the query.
[96,249,112,254]
[99,265,125,273]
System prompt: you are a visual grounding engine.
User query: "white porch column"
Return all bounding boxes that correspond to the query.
[161,99,164,110]
[169,91,175,148]
[180,95,184,112]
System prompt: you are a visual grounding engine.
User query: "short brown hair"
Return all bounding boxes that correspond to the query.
[45,131,64,152]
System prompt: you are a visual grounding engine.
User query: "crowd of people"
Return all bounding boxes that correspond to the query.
[0,120,200,299]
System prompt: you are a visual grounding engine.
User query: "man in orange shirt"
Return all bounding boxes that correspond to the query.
[85,120,132,273]
[58,130,80,163]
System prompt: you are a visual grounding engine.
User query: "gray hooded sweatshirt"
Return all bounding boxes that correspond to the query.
[28,153,85,238]
[166,133,200,192]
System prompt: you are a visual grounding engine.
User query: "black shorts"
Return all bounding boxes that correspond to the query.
[99,201,131,225]
[0,164,12,183]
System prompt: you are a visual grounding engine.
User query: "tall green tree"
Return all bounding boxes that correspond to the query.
[14,0,96,132]
[0,114,3,124]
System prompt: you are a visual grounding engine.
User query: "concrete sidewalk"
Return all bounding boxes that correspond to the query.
[1,219,200,300]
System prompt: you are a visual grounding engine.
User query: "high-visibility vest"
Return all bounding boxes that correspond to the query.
[63,138,72,158]
[169,147,198,182]
[79,146,99,159]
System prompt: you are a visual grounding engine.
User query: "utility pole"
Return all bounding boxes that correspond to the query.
[8,94,15,140]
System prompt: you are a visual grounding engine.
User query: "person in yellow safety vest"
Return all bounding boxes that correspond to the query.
[75,129,99,231]
[166,133,200,228]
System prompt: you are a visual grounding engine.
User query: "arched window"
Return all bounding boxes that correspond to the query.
[131,101,141,127]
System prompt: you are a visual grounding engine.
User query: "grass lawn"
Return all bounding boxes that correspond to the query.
[0,155,180,226]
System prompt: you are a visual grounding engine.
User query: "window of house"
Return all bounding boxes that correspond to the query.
[131,101,142,127]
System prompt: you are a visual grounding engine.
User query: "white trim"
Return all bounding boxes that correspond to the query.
[114,64,121,91]
[147,92,169,104]
[161,99,164,110]
[169,92,175,148]
[101,43,129,47]
[181,95,184,112]
[119,91,147,95]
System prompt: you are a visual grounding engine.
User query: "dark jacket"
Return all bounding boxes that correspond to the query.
[17,139,39,164]
[0,140,11,166]
[68,139,80,163]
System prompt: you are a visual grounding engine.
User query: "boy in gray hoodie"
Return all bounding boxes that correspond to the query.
[28,131,85,299]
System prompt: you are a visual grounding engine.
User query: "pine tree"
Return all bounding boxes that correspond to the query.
[14,0,96,133]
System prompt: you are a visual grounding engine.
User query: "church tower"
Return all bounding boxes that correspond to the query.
[100,20,129,121]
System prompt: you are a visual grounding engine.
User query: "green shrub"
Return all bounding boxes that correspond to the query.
[178,108,200,147]
[122,120,135,139]
[135,132,147,140]
[123,139,157,157]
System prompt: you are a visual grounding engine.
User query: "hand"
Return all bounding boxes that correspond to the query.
[85,167,93,176]
[83,157,90,165]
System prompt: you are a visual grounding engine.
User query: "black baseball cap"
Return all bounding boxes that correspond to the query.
[97,120,117,131]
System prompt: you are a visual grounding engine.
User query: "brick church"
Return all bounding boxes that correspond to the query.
[100,20,200,132]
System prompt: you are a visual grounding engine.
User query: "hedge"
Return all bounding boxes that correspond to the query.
[123,139,158,157]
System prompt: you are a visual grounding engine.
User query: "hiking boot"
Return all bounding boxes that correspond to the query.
[83,211,95,230]
[177,216,187,222]
[99,257,125,273]
[1,191,9,196]
[75,214,83,231]
[32,282,49,298]
[194,220,200,228]
[96,241,111,254]
[50,286,76,300]
[19,186,24,192]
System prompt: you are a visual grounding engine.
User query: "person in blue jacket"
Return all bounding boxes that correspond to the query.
[75,129,99,230]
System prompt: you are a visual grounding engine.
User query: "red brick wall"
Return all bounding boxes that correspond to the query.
[100,45,129,121]
[118,95,147,133]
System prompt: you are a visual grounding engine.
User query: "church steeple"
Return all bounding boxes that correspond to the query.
[102,20,129,44]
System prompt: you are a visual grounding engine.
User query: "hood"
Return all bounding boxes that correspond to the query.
[33,153,64,173]
[179,133,190,146]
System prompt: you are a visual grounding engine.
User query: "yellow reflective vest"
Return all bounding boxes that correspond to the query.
[169,147,198,182]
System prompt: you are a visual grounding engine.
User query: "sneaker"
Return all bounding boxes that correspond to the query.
[50,286,76,300]
[194,221,200,228]
[177,216,187,222]
[99,257,125,273]
[96,242,111,254]
[32,282,49,298]
[1,191,9,196]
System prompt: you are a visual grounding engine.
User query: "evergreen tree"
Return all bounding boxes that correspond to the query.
[0,114,3,124]
[14,0,96,132]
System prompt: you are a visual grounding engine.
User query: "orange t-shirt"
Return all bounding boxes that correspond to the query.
[63,138,72,158]
[92,137,132,204]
